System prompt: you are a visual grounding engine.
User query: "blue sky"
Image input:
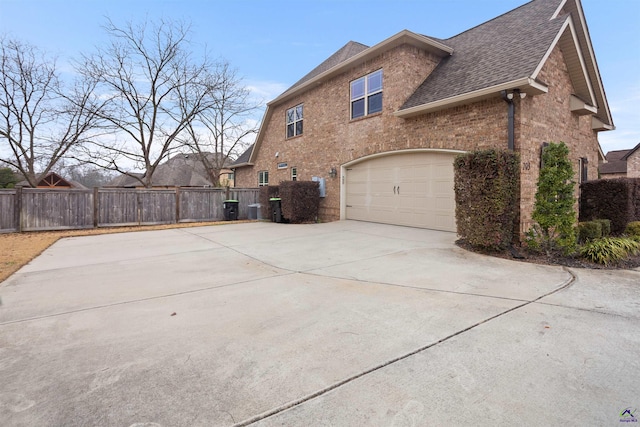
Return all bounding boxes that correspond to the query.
[1,0,639,153]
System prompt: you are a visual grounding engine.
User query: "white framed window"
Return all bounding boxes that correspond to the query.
[578,157,588,183]
[291,167,297,181]
[286,104,303,138]
[351,69,383,119]
[258,171,269,187]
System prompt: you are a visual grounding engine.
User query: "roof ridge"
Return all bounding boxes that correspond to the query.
[285,40,370,92]
[621,142,640,160]
[445,0,543,41]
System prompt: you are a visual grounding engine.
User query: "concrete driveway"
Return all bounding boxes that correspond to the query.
[1,221,638,426]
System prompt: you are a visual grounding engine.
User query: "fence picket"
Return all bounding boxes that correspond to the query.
[0,187,260,233]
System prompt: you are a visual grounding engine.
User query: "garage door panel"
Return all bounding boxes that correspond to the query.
[345,152,457,232]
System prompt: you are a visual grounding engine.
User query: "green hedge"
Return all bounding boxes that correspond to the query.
[454,149,520,250]
[580,178,640,234]
[625,221,640,237]
[593,219,611,237]
[279,181,320,223]
[577,221,602,243]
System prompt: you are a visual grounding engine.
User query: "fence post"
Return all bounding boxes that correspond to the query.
[137,190,142,225]
[225,186,230,200]
[175,187,180,224]
[15,186,22,232]
[93,187,99,228]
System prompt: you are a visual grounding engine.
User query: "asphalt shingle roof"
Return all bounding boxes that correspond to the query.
[231,143,254,166]
[401,0,565,109]
[286,41,370,93]
[108,153,230,187]
[599,143,640,175]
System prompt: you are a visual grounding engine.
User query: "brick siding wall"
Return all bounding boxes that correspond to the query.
[627,151,640,178]
[518,46,601,233]
[237,43,603,234]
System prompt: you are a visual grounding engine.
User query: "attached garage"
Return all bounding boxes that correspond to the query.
[343,150,459,232]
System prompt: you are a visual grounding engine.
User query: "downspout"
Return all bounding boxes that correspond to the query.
[501,90,515,151]
[501,89,523,255]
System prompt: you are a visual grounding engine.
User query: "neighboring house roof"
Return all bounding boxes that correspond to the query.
[231,143,254,167]
[240,0,613,167]
[107,172,145,187]
[17,172,88,189]
[599,142,640,175]
[108,153,233,187]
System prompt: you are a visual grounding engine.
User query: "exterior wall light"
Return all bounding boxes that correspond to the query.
[329,167,337,178]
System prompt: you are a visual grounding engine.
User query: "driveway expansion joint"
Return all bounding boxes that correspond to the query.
[232,268,578,426]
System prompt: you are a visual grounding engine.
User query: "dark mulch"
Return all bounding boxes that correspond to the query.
[456,240,640,270]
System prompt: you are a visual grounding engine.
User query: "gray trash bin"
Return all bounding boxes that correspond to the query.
[248,203,262,220]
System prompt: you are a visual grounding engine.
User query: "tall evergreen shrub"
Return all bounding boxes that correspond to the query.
[528,142,577,254]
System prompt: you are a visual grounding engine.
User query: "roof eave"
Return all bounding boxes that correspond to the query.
[269,30,453,106]
[620,142,640,160]
[570,95,597,115]
[394,78,548,118]
[230,162,253,169]
[565,0,614,127]
[591,116,614,132]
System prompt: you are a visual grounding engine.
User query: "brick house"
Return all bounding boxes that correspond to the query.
[233,0,613,234]
[599,143,640,179]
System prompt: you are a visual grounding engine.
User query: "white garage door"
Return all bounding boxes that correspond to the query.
[345,151,457,232]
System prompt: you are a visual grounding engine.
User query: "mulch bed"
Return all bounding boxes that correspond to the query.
[456,240,640,270]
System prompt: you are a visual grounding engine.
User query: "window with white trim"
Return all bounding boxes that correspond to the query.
[291,167,297,181]
[578,157,588,183]
[258,171,269,187]
[351,69,383,119]
[286,104,303,138]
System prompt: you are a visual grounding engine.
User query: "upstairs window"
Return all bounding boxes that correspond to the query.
[258,171,269,187]
[286,104,303,138]
[291,167,297,181]
[351,69,383,119]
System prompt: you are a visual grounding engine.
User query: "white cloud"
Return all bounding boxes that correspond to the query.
[245,80,289,105]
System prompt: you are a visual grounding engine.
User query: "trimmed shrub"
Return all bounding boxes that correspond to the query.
[259,185,279,219]
[580,178,640,235]
[625,221,640,238]
[580,237,640,265]
[594,219,611,237]
[528,142,577,255]
[577,221,602,243]
[279,180,320,223]
[454,149,520,250]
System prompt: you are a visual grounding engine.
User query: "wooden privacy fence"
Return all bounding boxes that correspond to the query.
[0,187,260,233]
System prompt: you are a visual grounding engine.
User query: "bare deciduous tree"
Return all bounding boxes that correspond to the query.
[182,62,259,187]
[76,18,217,187]
[0,37,103,186]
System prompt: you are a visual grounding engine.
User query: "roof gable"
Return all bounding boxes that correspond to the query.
[397,0,613,128]
[37,172,72,188]
[242,0,613,167]
[400,0,563,112]
[621,142,640,160]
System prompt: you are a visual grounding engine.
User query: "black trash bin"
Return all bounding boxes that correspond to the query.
[269,198,282,223]
[223,199,239,221]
